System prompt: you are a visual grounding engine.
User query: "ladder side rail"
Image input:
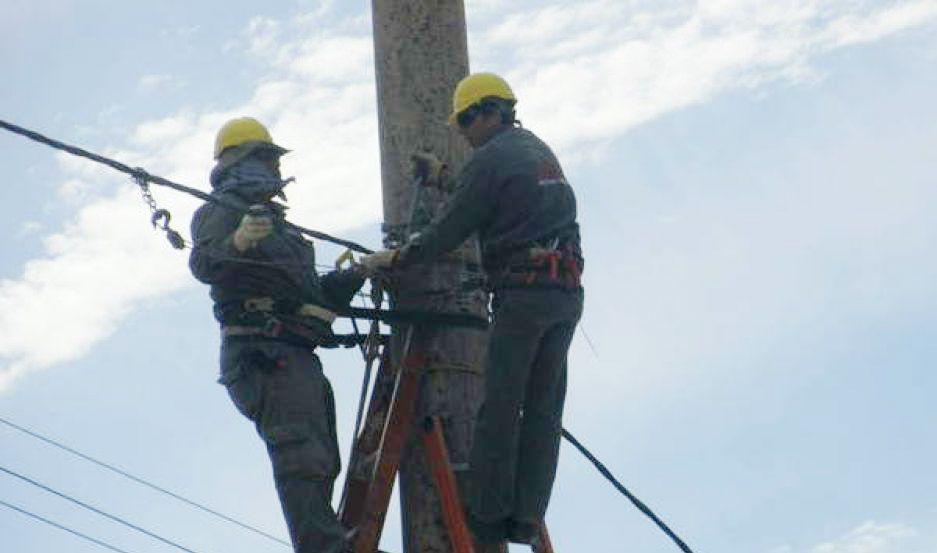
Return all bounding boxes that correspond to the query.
[340,348,397,529]
[535,522,555,553]
[352,329,429,553]
[422,416,475,553]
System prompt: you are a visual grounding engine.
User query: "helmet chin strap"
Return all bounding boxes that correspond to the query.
[275,177,295,201]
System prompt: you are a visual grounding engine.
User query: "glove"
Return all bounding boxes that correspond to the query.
[232,207,273,252]
[411,152,447,186]
[358,249,399,274]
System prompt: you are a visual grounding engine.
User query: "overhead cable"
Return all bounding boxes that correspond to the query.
[0,499,135,553]
[0,465,206,553]
[560,429,695,553]
[578,326,600,360]
[0,416,290,547]
[0,119,373,254]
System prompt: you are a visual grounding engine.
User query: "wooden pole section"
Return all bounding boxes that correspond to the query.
[370,1,501,552]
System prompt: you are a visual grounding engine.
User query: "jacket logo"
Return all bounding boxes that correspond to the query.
[537,162,567,186]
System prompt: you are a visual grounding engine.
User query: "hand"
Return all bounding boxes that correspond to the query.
[411,152,447,186]
[358,249,399,274]
[232,208,273,252]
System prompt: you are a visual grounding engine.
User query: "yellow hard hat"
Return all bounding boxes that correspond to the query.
[213,117,287,159]
[448,72,516,125]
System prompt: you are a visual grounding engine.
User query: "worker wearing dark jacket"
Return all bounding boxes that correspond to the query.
[361,73,584,545]
[189,118,364,553]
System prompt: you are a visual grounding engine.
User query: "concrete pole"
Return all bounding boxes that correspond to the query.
[370,1,502,552]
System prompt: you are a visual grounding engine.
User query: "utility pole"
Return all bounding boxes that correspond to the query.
[370,1,502,552]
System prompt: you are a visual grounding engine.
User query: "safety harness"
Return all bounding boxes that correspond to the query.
[490,239,583,291]
[220,297,337,348]
[220,294,490,349]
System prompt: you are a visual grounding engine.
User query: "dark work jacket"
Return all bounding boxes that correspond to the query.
[188,158,363,337]
[398,126,582,277]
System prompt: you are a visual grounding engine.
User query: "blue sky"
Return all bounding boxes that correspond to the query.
[2,1,936,552]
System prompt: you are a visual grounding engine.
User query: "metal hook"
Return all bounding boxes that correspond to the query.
[151,209,171,230]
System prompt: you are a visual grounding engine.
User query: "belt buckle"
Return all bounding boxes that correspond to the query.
[262,317,283,337]
[245,297,274,312]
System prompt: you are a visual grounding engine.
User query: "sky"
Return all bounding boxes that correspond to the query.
[1,0,936,552]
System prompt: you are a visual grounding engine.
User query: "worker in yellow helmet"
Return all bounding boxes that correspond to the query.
[361,73,584,546]
[190,117,365,553]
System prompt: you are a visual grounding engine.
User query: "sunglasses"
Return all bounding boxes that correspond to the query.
[456,104,483,129]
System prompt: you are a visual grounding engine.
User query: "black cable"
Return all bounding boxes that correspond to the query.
[0,118,373,254]
[0,465,206,553]
[561,429,695,553]
[0,121,493,332]
[0,499,136,553]
[0,417,290,547]
[338,306,488,329]
[579,326,600,360]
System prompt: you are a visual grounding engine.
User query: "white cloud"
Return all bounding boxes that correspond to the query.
[0,7,380,389]
[132,114,195,146]
[2,0,936,388]
[137,73,186,93]
[771,521,917,553]
[470,0,937,160]
[0,187,191,390]
[17,222,44,238]
[56,179,92,202]
[245,16,281,57]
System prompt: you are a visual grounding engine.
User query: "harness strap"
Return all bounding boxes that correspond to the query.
[493,241,583,290]
[243,296,337,324]
[298,303,338,324]
[221,317,325,348]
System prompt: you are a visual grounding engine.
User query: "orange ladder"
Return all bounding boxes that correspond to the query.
[339,325,555,553]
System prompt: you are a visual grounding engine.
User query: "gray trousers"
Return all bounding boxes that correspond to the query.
[220,338,346,553]
[468,287,583,541]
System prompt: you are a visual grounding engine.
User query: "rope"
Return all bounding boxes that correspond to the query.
[561,429,695,553]
[0,417,290,547]
[0,119,373,254]
[0,499,136,553]
[0,465,207,553]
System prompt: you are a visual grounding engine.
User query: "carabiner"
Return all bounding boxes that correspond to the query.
[151,209,172,230]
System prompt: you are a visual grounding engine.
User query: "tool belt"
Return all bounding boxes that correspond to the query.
[220,297,337,348]
[490,241,583,291]
[240,297,337,323]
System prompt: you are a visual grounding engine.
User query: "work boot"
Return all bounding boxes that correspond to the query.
[467,512,509,544]
[507,520,540,545]
[343,528,391,553]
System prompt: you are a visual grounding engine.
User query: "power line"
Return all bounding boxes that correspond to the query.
[0,465,206,553]
[0,499,136,553]
[579,325,600,360]
[561,429,695,553]
[0,118,373,254]
[0,416,291,547]
[567,327,697,551]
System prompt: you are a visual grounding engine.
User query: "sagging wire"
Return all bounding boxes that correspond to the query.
[0,416,290,547]
[561,429,695,553]
[0,119,373,254]
[0,499,135,553]
[0,465,207,553]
